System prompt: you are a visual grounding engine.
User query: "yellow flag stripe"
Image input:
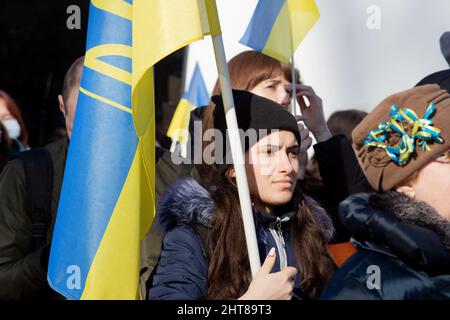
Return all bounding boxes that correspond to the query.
[91,0,132,21]
[288,0,320,49]
[130,67,155,239]
[81,0,220,299]
[132,0,217,88]
[167,99,196,142]
[85,44,132,86]
[81,146,154,299]
[261,0,320,63]
[205,0,222,36]
[263,1,292,63]
[80,87,132,114]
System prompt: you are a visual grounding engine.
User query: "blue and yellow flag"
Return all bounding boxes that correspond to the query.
[167,63,209,145]
[48,0,220,300]
[240,0,320,63]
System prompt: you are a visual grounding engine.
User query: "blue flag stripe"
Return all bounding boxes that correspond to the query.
[239,0,286,52]
[86,3,132,51]
[48,92,138,298]
[81,66,132,109]
[47,0,138,299]
[97,55,132,74]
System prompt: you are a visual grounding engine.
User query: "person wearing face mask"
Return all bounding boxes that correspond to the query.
[148,90,336,300]
[0,122,12,173]
[321,84,450,299]
[0,90,29,157]
[0,57,83,299]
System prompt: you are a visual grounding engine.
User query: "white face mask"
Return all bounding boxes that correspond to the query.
[1,119,21,140]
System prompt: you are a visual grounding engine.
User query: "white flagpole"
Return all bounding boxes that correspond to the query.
[169,139,187,158]
[170,139,177,153]
[291,55,297,116]
[210,34,261,277]
[205,0,260,277]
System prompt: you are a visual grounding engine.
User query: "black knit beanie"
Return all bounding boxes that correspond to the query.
[212,90,301,168]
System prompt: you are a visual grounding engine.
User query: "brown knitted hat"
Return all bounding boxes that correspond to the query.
[352,84,450,191]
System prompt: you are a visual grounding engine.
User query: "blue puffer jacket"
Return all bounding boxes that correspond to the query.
[321,192,450,300]
[148,178,334,300]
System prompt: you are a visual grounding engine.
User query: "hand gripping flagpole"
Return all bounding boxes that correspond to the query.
[206,0,261,277]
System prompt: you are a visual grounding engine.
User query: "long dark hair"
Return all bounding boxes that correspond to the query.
[205,167,336,299]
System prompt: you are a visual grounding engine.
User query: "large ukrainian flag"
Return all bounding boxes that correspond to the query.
[48,0,220,300]
[240,0,320,63]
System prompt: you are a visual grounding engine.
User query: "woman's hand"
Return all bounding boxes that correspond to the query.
[297,121,313,154]
[294,121,311,180]
[238,248,297,300]
[287,84,332,143]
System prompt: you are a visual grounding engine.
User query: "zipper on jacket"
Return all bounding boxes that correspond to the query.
[269,217,288,270]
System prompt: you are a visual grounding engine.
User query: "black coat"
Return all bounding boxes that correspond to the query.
[321,193,450,300]
[0,139,67,299]
[305,135,372,243]
[416,69,450,93]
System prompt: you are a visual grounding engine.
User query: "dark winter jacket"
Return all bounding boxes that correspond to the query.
[321,192,450,300]
[416,69,450,93]
[0,138,67,300]
[148,178,334,300]
[305,134,373,243]
[140,146,199,298]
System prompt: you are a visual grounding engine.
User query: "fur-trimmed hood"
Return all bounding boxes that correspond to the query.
[157,178,214,234]
[157,178,334,241]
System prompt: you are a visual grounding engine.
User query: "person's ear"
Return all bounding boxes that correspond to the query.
[58,95,66,116]
[395,185,416,199]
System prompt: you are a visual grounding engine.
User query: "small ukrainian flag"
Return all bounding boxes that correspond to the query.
[240,0,320,63]
[167,63,209,155]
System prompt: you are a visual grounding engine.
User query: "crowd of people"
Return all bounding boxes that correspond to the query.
[0,32,449,300]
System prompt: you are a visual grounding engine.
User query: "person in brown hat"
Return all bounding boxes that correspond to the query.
[321,84,450,300]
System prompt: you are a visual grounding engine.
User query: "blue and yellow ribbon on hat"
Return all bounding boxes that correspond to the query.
[364,103,444,166]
